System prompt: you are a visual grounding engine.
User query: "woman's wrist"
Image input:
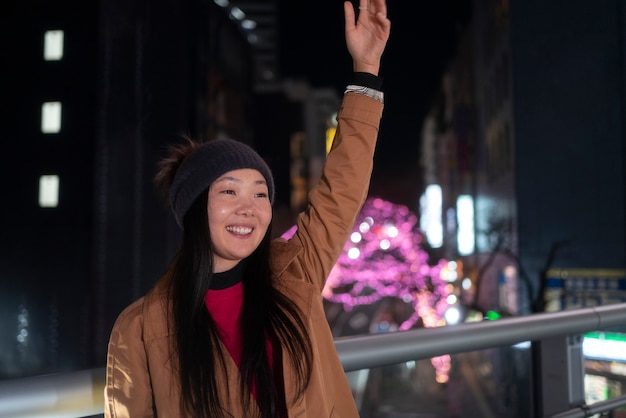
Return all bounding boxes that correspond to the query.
[353,62,380,76]
[351,72,383,90]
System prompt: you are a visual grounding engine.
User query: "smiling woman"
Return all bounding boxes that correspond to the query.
[104,2,391,416]
[207,168,273,273]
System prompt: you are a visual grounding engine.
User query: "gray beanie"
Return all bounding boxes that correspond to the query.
[169,139,275,228]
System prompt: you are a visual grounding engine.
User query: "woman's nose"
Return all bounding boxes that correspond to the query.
[237,200,254,216]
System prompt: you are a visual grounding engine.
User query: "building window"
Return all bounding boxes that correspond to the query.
[420,184,443,248]
[39,175,60,208]
[41,101,62,133]
[457,194,475,255]
[44,30,64,61]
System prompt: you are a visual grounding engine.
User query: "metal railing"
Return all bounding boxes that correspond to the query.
[335,302,625,370]
[1,303,626,418]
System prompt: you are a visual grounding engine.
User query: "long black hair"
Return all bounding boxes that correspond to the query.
[156,139,313,417]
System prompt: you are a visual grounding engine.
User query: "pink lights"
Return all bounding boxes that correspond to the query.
[282,196,454,380]
[322,197,451,330]
[283,197,452,330]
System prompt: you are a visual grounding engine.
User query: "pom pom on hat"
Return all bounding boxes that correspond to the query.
[169,139,274,228]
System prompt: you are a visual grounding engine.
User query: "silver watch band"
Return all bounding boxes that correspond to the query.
[344,84,384,103]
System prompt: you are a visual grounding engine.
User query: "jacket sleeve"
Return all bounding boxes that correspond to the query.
[104,299,155,418]
[291,92,383,292]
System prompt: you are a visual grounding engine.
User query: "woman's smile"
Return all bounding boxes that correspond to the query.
[208,168,272,272]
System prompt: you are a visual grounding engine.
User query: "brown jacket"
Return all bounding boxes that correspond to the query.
[105,92,383,417]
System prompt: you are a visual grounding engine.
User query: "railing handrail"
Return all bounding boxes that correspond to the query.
[336,303,626,371]
[1,303,625,418]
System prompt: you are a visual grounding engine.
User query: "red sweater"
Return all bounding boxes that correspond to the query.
[204,281,286,415]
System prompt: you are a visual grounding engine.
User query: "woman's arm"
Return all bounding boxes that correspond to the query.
[289,0,390,290]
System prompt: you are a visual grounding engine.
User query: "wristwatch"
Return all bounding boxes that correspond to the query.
[344,84,384,103]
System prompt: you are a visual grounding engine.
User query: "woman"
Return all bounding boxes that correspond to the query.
[105,0,390,416]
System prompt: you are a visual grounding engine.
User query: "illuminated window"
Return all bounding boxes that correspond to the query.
[420,184,443,248]
[39,175,59,207]
[457,194,475,255]
[44,30,64,61]
[41,102,62,133]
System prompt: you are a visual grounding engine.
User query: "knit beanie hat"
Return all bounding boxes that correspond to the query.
[169,139,275,228]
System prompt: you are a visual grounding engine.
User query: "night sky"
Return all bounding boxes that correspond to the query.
[0,0,472,207]
[278,0,472,186]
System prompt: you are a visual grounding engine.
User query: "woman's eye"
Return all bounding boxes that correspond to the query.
[222,189,235,195]
[255,192,268,198]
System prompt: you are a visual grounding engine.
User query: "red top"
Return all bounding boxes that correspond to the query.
[204,282,286,415]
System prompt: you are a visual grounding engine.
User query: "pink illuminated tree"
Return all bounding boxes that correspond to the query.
[282,197,454,381]
[283,196,452,331]
[320,196,452,331]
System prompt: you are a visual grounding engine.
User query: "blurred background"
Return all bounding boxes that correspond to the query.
[1,0,625,416]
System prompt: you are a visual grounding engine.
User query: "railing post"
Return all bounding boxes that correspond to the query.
[532,334,586,417]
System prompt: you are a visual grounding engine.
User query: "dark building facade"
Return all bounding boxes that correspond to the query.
[417,2,626,414]
[419,0,626,316]
[0,0,284,378]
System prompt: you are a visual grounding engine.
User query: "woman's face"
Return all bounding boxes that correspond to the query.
[207,168,272,273]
